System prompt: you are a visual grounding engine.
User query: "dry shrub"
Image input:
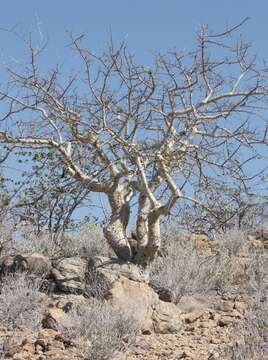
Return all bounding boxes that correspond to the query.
[84,267,111,300]
[62,223,111,258]
[150,234,200,303]
[150,227,267,302]
[0,333,20,359]
[0,273,44,331]
[215,228,248,256]
[8,222,110,259]
[59,298,141,360]
[222,287,268,359]
[12,227,58,257]
[0,221,16,256]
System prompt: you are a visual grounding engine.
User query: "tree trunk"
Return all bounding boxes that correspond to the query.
[134,194,162,266]
[103,190,132,261]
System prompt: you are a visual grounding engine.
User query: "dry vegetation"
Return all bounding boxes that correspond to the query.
[0,222,267,359]
[150,225,268,359]
[58,299,141,360]
[150,226,267,298]
[0,273,44,330]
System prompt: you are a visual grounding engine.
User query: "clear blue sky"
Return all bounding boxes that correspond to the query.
[0,0,268,65]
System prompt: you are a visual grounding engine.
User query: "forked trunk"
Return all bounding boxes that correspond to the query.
[103,187,162,265]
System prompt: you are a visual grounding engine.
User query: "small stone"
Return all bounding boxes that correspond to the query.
[42,308,72,330]
[44,349,68,358]
[35,344,44,354]
[13,354,25,360]
[218,316,233,327]
[230,309,243,319]
[234,301,248,315]
[209,351,220,359]
[210,312,221,321]
[218,301,234,312]
[179,350,195,358]
[35,338,46,349]
[184,309,206,324]
[156,287,175,303]
[199,321,215,329]
[261,227,268,240]
[210,337,222,345]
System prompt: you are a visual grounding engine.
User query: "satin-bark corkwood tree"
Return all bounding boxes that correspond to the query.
[0,22,267,265]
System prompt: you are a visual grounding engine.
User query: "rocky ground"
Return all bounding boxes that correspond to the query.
[0,292,261,360]
[0,229,267,359]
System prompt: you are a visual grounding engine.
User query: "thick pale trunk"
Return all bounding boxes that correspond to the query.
[147,212,161,257]
[103,181,162,265]
[135,208,162,266]
[103,190,132,261]
[136,193,150,246]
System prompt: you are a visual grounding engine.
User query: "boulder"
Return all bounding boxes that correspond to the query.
[152,286,175,303]
[152,301,182,334]
[24,253,51,276]
[107,276,158,333]
[0,253,51,279]
[182,309,208,324]
[51,257,87,293]
[107,276,182,334]
[0,254,28,276]
[42,307,72,331]
[89,256,149,283]
[54,294,89,312]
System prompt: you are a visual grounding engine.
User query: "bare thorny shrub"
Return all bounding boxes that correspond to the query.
[0,273,45,358]
[222,263,268,360]
[150,225,268,358]
[149,231,200,303]
[58,298,141,360]
[0,273,45,330]
[0,336,20,360]
[2,222,110,259]
[62,223,111,258]
[150,226,268,303]
[84,267,111,300]
[226,309,268,359]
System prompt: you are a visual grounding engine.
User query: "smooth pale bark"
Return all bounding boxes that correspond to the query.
[135,205,162,266]
[136,192,150,246]
[134,173,162,265]
[135,193,161,266]
[103,190,132,261]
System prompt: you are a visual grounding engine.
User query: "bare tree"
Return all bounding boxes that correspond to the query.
[0,21,267,265]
